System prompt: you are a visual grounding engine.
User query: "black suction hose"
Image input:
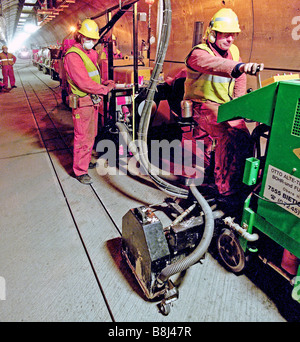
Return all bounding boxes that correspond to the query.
[137,0,189,198]
[120,0,214,284]
[137,0,214,280]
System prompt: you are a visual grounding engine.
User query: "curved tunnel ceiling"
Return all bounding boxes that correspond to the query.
[1,0,300,81]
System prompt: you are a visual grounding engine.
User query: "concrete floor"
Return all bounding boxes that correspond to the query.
[0,60,298,322]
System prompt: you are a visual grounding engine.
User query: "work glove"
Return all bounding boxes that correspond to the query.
[239,63,264,75]
[103,79,116,91]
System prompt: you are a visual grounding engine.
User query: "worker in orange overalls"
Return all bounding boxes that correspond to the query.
[0,45,17,89]
[64,19,115,184]
[184,8,264,212]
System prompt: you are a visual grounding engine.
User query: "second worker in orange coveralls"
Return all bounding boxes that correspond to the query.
[184,8,264,212]
[0,45,17,90]
[64,19,115,184]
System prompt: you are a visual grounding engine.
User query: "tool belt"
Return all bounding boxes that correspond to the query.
[69,94,102,109]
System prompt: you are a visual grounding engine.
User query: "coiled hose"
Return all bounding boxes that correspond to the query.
[156,185,214,285]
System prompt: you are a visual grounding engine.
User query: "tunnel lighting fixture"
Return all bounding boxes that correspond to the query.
[24,24,40,34]
[8,24,40,52]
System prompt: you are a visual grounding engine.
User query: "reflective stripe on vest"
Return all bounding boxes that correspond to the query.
[184,43,240,104]
[64,46,101,97]
[0,53,15,66]
[88,70,100,78]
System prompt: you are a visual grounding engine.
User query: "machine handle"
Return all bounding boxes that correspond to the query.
[256,65,262,89]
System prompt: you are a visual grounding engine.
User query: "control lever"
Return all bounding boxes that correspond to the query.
[256,65,262,89]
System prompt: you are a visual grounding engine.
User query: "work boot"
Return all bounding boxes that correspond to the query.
[76,174,93,185]
[11,85,17,88]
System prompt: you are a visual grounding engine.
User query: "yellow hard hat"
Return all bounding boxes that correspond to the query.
[209,8,241,33]
[78,19,100,39]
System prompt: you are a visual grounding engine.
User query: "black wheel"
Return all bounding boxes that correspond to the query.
[51,71,59,81]
[158,301,171,316]
[217,229,246,273]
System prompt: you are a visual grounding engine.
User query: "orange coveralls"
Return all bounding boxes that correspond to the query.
[185,42,252,196]
[64,43,112,177]
[0,52,16,88]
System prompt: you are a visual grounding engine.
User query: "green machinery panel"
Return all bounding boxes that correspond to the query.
[218,80,300,258]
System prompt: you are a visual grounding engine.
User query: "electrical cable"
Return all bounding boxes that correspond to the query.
[248,0,255,62]
[253,192,300,206]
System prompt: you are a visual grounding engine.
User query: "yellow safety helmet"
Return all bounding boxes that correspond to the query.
[205,8,241,43]
[78,19,100,40]
[209,8,241,33]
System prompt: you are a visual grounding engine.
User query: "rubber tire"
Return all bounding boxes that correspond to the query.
[217,229,246,274]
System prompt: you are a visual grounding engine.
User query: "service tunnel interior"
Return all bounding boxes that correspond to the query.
[0,0,299,322]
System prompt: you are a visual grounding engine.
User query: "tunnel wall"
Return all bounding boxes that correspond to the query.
[27,0,300,86]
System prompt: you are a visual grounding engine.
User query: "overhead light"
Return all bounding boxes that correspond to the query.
[24,23,40,34]
[8,24,40,52]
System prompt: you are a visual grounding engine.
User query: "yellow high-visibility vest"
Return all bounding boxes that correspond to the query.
[184,43,240,104]
[65,46,101,97]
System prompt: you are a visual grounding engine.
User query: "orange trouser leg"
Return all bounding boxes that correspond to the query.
[192,102,251,195]
[2,65,15,87]
[72,105,98,177]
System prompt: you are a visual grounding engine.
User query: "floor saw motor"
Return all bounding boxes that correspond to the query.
[122,188,217,315]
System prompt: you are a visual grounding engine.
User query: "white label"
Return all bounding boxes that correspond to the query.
[263,165,300,218]
[292,276,300,302]
[0,277,6,300]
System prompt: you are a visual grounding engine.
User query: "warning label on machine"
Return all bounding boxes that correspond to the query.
[263,165,300,218]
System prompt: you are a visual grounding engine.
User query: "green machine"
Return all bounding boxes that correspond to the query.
[218,80,300,302]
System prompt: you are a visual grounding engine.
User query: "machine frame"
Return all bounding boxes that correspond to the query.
[218,79,300,303]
